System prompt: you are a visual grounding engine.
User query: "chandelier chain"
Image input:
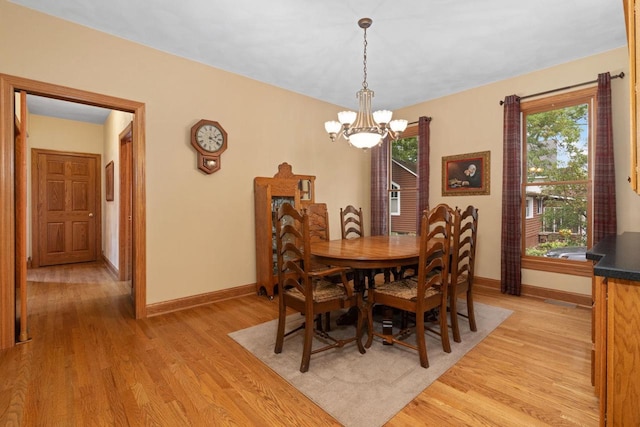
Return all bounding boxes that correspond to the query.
[362,26,368,89]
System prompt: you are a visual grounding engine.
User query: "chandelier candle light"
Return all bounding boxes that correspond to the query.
[324,18,408,149]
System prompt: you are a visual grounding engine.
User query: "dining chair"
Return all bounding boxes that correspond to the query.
[340,204,398,285]
[365,204,453,368]
[306,202,338,330]
[274,202,365,373]
[339,204,378,287]
[340,205,364,240]
[449,205,479,343]
[307,202,330,243]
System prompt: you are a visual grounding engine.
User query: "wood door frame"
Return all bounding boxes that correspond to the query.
[31,148,102,268]
[0,73,147,350]
[119,122,132,281]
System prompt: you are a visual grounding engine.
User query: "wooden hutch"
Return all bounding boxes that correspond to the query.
[254,163,315,297]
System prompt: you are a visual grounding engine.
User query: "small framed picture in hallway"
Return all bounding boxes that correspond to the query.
[106,161,114,201]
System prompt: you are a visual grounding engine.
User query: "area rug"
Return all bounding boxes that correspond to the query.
[229,301,512,427]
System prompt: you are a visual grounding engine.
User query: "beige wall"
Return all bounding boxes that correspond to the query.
[26,114,104,259]
[3,1,636,302]
[397,47,640,295]
[1,1,369,304]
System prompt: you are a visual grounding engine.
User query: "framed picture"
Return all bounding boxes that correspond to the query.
[442,151,490,196]
[105,161,114,201]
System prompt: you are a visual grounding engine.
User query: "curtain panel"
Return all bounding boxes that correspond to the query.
[593,72,617,244]
[370,138,389,236]
[416,116,432,234]
[501,95,522,296]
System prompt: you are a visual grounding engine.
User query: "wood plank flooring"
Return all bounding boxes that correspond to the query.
[0,263,598,426]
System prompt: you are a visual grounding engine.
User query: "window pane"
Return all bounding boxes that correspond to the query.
[524,99,589,262]
[526,104,588,184]
[524,183,587,260]
[390,136,418,235]
[390,182,400,215]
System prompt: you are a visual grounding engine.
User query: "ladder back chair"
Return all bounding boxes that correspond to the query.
[274,203,365,372]
[365,204,453,368]
[340,205,364,240]
[307,203,330,243]
[340,204,398,284]
[306,202,339,330]
[449,205,479,343]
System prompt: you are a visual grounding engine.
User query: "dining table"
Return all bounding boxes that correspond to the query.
[310,235,421,333]
[310,234,420,276]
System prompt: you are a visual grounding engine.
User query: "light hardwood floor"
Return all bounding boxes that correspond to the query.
[0,263,598,426]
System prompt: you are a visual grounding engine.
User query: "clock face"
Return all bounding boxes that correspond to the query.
[196,124,225,152]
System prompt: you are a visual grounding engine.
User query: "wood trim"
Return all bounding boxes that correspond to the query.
[16,91,28,342]
[475,276,592,307]
[102,253,118,279]
[0,75,17,350]
[401,124,419,138]
[0,73,147,350]
[521,256,592,277]
[118,121,132,282]
[146,284,256,317]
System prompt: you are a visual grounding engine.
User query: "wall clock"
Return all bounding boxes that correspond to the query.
[190,119,228,174]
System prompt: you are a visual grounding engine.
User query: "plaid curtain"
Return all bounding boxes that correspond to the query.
[416,116,432,234]
[501,95,522,296]
[370,138,389,236]
[593,72,617,244]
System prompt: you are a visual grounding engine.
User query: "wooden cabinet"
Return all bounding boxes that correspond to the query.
[625,0,640,193]
[254,163,315,298]
[593,276,640,426]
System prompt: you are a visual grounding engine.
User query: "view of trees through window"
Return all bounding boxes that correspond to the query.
[523,94,591,261]
[390,136,418,235]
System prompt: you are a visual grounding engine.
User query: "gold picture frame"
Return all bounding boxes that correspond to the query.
[105,161,114,201]
[442,151,490,196]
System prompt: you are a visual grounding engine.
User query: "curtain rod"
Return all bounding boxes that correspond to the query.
[406,116,432,126]
[498,71,624,105]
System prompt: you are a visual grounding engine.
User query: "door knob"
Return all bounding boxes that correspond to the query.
[89,213,94,217]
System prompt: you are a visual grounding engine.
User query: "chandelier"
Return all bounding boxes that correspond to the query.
[324,18,408,149]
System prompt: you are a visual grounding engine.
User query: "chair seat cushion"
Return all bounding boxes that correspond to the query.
[374,277,440,301]
[286,279,348,303]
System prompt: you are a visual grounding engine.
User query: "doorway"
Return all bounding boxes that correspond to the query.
[119,122,133,283]
[0,73,147,351]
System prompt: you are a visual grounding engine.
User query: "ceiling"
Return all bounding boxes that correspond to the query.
[13,0,627,124]
[27,95,112,124]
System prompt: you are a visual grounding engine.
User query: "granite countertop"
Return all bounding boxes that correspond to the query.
[586,232,640,282]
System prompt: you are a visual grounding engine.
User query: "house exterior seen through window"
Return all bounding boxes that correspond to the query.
[390,135,418,235]
[521,87,594,275]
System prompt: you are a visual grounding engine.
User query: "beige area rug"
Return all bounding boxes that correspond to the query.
[229,301,512,427]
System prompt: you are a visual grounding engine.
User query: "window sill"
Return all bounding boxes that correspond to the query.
[522,256,592,277]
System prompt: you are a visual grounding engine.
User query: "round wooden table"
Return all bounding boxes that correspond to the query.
[310,235,420,271]
[311,235,421,330]
[311,235,422,294]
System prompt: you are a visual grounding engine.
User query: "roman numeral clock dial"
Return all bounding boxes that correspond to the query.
[190,119,228,174]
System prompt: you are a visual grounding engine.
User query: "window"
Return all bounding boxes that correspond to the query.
[521,88,593,275]
[390,182,400,215]
[525,197,534,219]
[389,133,418,235]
